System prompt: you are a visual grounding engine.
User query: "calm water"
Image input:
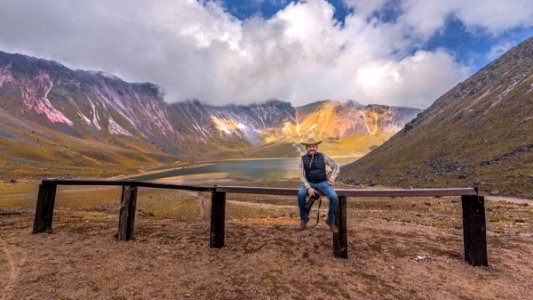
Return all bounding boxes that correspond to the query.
[133,157,359,181]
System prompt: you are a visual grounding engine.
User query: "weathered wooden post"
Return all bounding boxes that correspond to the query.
[32,183,57,233]
[461,195,488,266]
[117,185,138,241]
[333,196,348,258]
[210,191,226,248]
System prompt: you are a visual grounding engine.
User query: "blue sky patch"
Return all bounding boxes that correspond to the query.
[220,0,533,73]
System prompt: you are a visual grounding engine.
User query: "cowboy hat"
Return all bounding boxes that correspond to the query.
[300,138,322,146]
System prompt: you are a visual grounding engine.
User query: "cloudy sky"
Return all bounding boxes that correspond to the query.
[0,0,532,108]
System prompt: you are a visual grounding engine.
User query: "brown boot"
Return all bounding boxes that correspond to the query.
[299,220,308,230]
[327,222,339,234]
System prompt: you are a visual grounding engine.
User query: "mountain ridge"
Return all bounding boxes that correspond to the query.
[0,50,421,178]
[339,36,533,198]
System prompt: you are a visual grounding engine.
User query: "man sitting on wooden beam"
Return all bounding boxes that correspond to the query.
[297,138,339,233]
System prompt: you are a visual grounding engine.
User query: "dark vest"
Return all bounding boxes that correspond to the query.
[302,152,328,183]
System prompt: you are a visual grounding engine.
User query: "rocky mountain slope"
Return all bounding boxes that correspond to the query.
[0,50,420,177]
[339,37,533,198]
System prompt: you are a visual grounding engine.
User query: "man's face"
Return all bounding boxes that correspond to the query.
[306,144,318,154]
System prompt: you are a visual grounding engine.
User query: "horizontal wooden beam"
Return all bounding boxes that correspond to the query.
[41,179,477,198]
[215,186,297,195]
[41,178,214,192]
[215,186,477,198]
[335,187,477,197]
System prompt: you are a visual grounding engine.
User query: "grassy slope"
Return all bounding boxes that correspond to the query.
[0,114,180,179]
[316,132,395,157]
[339,39,533,198]
[239,132,395,159]
[0,108,396,179]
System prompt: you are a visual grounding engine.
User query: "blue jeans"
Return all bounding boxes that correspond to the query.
[298,181,339,224]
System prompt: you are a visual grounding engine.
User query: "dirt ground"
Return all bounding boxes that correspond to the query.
[0,181,532,299]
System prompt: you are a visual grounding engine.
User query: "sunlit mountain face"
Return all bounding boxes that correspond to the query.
[0,50,421,177]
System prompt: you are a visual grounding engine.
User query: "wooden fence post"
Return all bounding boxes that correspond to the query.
[333,196,348,258]
[210,191,226,248]
[32,183,57,233]
[117,185,138,241]
[461,195,488,266]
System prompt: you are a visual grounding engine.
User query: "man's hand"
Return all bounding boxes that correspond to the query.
[328,179,334,186]
[307,187,317,197]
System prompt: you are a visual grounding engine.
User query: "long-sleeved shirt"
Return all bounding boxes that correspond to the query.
[298,153,339,188]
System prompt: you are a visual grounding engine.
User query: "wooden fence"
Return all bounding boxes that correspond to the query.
[32,179,488,267]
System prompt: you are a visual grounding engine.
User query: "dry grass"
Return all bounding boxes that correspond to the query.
[1,179,531,299]
[1,210,532,299]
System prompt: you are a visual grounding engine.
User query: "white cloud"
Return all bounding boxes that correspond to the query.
[0,0,531,108]
[343,0,389,18]
[354,49,470,107]
[346,0,533,39]
[437,0,533,34]
[486,41,515,61]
